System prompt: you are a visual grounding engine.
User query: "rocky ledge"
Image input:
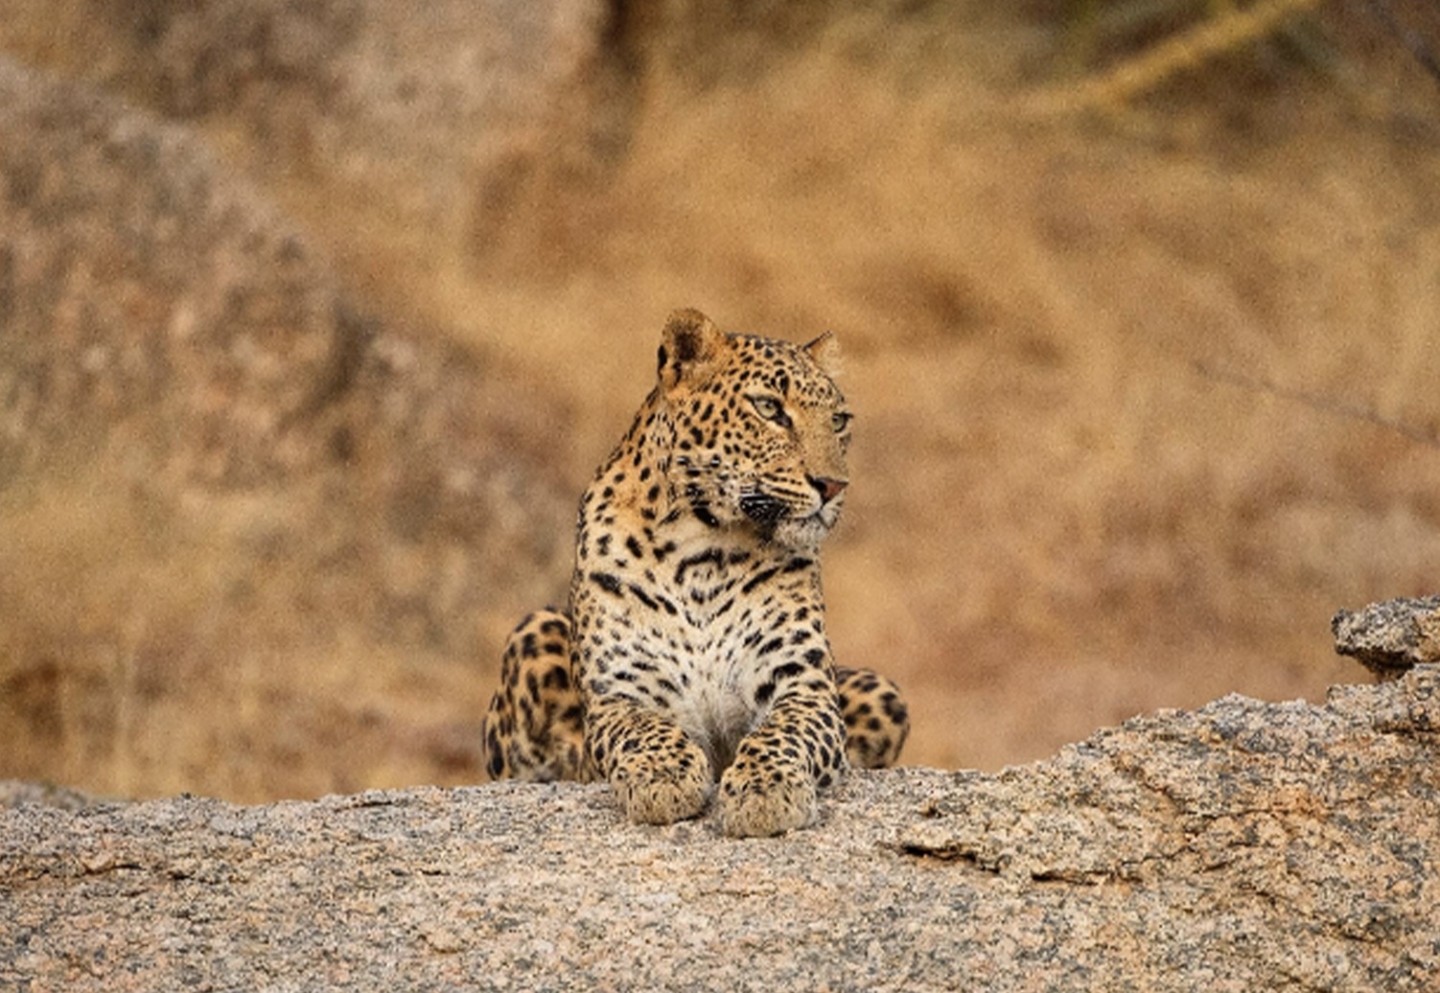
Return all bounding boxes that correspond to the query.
[3,666,1437,991]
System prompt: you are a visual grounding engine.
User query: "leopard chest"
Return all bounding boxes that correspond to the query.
[572,526,828,773]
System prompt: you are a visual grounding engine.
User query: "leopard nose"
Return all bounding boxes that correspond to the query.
[810,475,848,503]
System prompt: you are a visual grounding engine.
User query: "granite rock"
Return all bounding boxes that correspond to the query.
[4,667,1437,991]
[1333,594,1440,680]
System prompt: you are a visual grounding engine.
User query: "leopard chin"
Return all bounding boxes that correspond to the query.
[769,507,839,549]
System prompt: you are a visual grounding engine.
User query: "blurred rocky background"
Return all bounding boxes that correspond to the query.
[2,0,1439,801]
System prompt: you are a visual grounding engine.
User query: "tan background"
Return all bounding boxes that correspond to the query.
[2,0,1439,800]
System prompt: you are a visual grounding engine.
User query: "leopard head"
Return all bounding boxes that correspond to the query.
[654,308,852,549]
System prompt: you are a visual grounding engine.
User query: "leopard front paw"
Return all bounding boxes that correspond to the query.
[609,750,711,826]
[716,759,817,838]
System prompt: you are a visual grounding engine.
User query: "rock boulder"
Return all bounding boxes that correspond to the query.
[4,667,1436,990]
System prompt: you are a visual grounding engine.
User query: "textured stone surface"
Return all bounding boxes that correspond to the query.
[4,667,1437,991]
[1333,594,1440,680]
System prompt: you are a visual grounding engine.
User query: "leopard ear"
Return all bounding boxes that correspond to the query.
[658,308,726,390]
[804,330,841,376]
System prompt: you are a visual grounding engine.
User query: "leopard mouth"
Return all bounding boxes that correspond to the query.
[740,492,840,546]
[739,493,789,526]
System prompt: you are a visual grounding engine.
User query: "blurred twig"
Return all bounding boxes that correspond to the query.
[1024,0,1327,117]
[1193,360,1440,448]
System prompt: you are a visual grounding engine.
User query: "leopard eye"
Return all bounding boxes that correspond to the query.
[749,395,789,426]
[831,411,852,433]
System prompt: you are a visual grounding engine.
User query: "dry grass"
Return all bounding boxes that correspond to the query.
[4,3,1440,798]
[0,465,486,801]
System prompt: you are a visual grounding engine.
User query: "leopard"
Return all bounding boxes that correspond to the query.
[481,307,909,837]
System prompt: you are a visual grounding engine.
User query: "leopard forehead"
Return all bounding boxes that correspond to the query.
[695,333,846,407]
[660,333,852,479]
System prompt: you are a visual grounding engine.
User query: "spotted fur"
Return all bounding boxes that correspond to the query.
[482,308,909,837]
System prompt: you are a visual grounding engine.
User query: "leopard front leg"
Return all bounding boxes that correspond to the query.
[586,699,712,826]
[718,674,847,838]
